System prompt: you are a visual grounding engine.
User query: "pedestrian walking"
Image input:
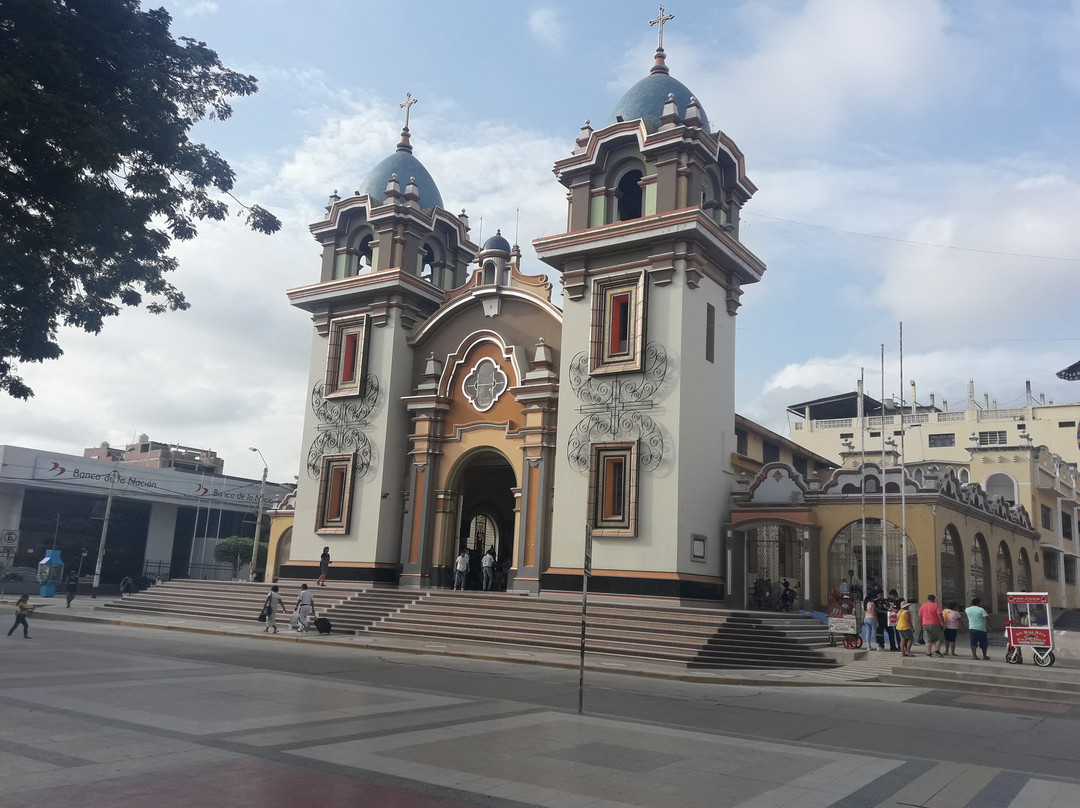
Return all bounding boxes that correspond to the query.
[453,549,470,590]
[65,573,79,607]
[295,583,315,632]
[942,601,963,656]
[7,595,33,639]
[919,594,946,657]
[316,547,330,587]
[120,575,134,598]
[481,548,496,591]
[263,585,283,634]
[965,597,991,660]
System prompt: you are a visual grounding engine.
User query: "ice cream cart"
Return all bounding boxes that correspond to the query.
[1004,591,1055,667]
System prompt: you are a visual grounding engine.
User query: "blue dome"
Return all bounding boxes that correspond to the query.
[482,231,511,253]
[356,146,444,210]
[609,72,709,134]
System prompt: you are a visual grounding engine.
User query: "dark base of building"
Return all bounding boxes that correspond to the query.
[276,564,398,584]
[540,573,725,602]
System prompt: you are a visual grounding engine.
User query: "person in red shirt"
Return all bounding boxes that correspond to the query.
[918,594,945,657]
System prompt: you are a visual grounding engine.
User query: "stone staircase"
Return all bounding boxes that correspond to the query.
[101,580,836,670]
[366,592,836,669]
[101,579,362,622]
[877,656,1080,704]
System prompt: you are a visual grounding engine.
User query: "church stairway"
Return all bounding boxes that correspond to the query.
[366,593,836,669]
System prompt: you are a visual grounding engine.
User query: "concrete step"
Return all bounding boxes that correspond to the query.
[877,657,1080,704]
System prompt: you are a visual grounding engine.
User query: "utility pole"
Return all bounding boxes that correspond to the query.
[91,473,117,598]
[249,448,268,582]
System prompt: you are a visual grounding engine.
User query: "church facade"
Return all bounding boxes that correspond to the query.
[269,25,766,603]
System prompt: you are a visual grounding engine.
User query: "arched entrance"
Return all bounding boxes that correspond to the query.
[273,527,292,582]
[828,519,917,599]
[745,524,803,610]
[452,450,516,590]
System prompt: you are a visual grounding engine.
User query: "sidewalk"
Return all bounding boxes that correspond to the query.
[9,593,893,686]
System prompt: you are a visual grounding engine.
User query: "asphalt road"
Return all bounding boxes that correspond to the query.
[2,620,1078,807]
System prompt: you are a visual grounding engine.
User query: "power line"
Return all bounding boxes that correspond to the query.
[745,211,1080,263]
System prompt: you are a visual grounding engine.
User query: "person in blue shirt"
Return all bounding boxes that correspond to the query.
[965,597,990,660]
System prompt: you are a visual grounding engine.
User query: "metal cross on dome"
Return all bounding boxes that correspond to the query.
[649,5,675,50]
[399,91,418,129]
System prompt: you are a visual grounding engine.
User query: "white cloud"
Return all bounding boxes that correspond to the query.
[182,1,218,17]
[668,0,973,153]
[528,8,564,50]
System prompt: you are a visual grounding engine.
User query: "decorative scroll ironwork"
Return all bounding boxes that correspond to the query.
[566,342,667,472]
[306,376,379,480]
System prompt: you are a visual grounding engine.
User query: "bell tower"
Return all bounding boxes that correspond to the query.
[534,13,766,601]
[286,94,476,583]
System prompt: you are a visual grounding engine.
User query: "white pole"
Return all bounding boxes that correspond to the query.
[249,448,268,582]
[858,370,867,592]
[881,344,888,595]
[900,322,907,600]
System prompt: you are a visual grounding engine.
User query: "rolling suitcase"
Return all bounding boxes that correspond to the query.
[314,616,332,635]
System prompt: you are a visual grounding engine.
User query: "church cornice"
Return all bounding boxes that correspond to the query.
[287,268,445,316]
[533,207,766,289]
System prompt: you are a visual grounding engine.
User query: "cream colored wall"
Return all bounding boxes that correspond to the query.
[550,262,736,582]
[290,307,415,568]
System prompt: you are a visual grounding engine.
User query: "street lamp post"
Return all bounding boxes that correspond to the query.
[249,447,268,583]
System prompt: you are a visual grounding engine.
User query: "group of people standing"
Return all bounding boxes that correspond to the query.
[454,547,502,591]
[859,584,992,660]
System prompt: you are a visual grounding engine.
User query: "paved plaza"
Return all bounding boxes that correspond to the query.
[2,605,1080,807]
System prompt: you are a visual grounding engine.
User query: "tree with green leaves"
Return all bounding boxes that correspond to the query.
[213,535,266,577]
[0,0,281,398]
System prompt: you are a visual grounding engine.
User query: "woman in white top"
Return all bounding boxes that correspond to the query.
[263,585,283,634]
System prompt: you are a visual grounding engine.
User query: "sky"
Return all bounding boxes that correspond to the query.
[4,0,1080,483]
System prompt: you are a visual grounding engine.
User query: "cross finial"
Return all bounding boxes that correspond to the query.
[649,5,675,51]
[398,91,418,130]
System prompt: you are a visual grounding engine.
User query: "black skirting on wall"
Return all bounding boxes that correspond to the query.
[540,572,725,602]
[277,564,398,584]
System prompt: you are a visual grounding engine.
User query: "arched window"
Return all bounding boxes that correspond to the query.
[482,262,496,285]
[940,526,965,607]
[1018,547,1033,591]
[420,243,435,281]
[996,542,1013,613]
[970,533,989,606]
[616,170,643,221]
[986,472,1016,504]
[959,469,970,484]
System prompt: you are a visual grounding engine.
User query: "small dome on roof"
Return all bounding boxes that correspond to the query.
[608,53,710,134]
[356,130,444,210]
[482,230,511,253]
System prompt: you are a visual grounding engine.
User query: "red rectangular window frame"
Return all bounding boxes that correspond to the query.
[609,293,630,356]
[317,454,355,534]
[590,442,637,536]
[340,332,359,384]
[602,456,625,520]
